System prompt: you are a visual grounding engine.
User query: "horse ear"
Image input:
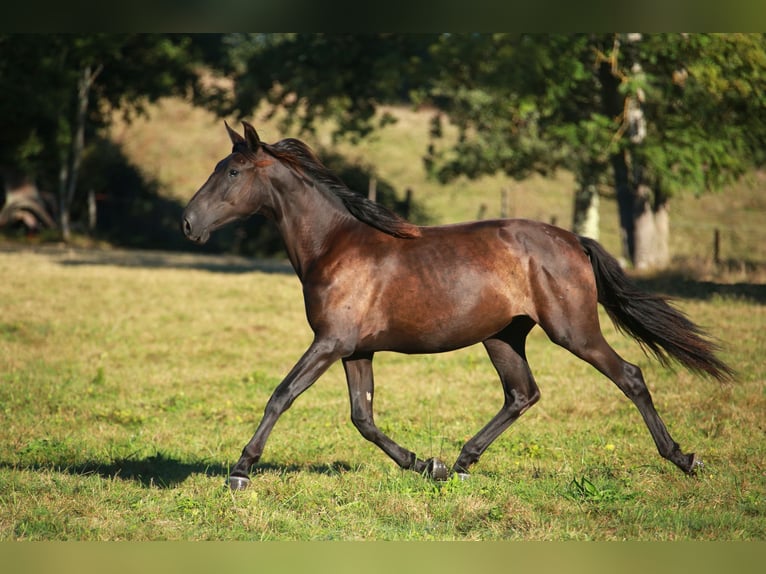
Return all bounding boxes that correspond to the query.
[242,121,261,152]
[225,121,245,147]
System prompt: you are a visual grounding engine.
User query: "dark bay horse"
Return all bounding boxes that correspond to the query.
[182,121,733,490]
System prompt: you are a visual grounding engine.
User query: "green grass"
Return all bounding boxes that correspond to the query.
[1,247,764,540]
[1,97,764,541]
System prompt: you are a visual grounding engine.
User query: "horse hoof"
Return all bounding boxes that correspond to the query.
[426,458,449,481]
[228,475,251,491]
[687,454,704,476]
[455,472,470,481]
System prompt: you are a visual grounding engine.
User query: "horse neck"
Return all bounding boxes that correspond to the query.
[267,174,358,280]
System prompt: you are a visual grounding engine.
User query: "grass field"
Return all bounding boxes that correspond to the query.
[1,98,765,541]
[0,244,764,540]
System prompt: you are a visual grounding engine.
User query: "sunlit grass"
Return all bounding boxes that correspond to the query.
[1,247,764,540]
[2,97,764,540]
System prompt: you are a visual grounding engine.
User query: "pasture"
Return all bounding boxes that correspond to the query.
[0,244,764,540]
[1,99,765,541]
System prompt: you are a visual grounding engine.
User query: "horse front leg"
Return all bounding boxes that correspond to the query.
[453,320,540,476]
[228,338,342,490]
[343,354,449,480]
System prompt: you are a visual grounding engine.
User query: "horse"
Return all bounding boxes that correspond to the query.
[182,121,733,490]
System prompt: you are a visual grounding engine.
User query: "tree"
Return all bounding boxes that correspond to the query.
[210,33,440,142]
[422,34,614,240]
[604,33,766,268]
[0,34,203,240]
[424,33,766,269]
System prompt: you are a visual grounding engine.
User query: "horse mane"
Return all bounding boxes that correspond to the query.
[263,138,421,239]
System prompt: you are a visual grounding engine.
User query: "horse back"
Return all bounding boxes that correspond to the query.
[302,218,594,354]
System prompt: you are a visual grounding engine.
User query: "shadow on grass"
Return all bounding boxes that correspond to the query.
[1,453,355,489]
[633,270,766,305]
[0,243,294,275]
[49,246,293,275]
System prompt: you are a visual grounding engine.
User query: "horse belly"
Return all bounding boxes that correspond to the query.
[361,271,523,354]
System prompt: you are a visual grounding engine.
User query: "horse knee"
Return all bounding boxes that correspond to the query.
[350,412,378,440]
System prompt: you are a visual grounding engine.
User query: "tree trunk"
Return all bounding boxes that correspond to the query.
[58,159,71,241]
[632,182,656,270]
[613,157,672,270]
[600,36,672,270]
[653,195,670,268]
[572,179,600,240]
[88,188,97,232]
[628,191,671,271]
[611,150,634,263]
[59,64,102,242]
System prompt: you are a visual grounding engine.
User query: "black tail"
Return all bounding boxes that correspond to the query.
[579,236,734,382]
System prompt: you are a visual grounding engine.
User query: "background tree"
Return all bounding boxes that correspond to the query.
[209,33,439,142]
[0,34,203,240]
[421,34,614,240]
[3,33,762,265]
[607,33,766,268]
[423,33,766,269]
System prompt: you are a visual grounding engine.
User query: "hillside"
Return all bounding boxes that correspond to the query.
[108,97,765,274]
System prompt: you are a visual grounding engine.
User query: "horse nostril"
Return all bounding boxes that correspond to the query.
[182,217,192,237]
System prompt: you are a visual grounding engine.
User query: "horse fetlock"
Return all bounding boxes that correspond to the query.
[454,447,480,471]
[407,453,425,473]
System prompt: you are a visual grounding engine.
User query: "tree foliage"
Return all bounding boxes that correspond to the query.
[638,33,766,194]
[0,34,204,237]
[212,33,439,141]
[423,34,614,183]
[424,33,765,195]
[418,33,766,267]
[2,33,763,260]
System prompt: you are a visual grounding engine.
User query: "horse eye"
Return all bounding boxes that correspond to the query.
[228,168,239,177]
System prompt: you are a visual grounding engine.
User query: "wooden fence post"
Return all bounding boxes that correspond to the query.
[714,228,721,264]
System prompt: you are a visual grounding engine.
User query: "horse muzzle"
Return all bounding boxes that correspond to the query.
[182,212,210,244]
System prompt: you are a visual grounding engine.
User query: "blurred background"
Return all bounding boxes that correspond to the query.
[1,33,764,274]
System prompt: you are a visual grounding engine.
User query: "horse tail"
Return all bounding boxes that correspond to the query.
[578,236,734,382]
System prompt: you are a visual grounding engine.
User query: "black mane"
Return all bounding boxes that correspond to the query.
[264,138,421,239]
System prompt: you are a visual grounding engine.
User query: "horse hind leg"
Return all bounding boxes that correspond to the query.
[453,316,541,475]
[616,358,700,473]
[539,304,699,475]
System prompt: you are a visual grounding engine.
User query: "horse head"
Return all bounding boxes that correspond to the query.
[182,121,269,244]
